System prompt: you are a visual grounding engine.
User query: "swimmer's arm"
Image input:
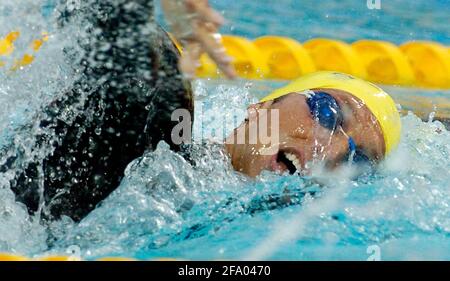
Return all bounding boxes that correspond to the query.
[161,0,236,79]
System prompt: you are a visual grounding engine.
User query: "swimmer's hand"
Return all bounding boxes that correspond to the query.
[161,0,237,79]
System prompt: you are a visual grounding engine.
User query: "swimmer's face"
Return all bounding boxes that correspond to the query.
[225,89,385,177]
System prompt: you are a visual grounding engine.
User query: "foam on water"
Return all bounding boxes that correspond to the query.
[0,0,78,254]
[1,0,450,260]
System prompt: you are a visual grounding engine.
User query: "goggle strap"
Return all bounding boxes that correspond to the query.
[340,127,357,159]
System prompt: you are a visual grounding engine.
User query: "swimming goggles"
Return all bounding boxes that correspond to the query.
[304,90,370,164]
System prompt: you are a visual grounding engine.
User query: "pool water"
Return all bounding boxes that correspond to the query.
[1,0,450,260]
[158,0,450,44]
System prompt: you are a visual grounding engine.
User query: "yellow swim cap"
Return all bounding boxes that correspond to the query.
[261,71,401,155]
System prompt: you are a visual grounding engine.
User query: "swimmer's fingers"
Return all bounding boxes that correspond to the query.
[161,0,196,41]
[184,0,236,79]
[179,42,203,79]
[195,24,237,79]
[184,0,225,27]
[162,0,236,79]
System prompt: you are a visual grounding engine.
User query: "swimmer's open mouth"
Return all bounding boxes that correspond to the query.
[273,150,303,174]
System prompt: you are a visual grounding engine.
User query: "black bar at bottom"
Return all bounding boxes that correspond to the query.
[0,261,449,280]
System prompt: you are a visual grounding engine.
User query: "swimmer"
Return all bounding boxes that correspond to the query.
[224,71,401,177]
[3,1,401,223]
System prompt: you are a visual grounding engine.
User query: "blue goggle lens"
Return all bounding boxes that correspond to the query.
[306,91,343,131]
[306,91,371,165]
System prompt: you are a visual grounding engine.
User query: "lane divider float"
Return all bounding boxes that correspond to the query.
[400,41,450,88]
[195,35,450,89]
[0,253,172,261]
[0,31,49,71]
[2,30,449,88]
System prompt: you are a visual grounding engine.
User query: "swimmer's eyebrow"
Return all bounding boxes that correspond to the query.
[271,94,292,105]
[271,90,314,106]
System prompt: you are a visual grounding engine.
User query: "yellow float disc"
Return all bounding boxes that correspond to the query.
[400,41,450,88]
[0,253,28,261]
[304,38,367,79]
[196,53,219,78]
[0,31,20,56]
[221,35,268,79]
[0,39,14,56]
[253,36,315,80]
[11,54,35,71]
[352,40,415,86]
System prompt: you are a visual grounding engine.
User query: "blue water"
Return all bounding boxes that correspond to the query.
[157,0,450,44]
[1,0,450,260]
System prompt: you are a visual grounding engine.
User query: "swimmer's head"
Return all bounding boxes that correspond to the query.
[225,71,401,177]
